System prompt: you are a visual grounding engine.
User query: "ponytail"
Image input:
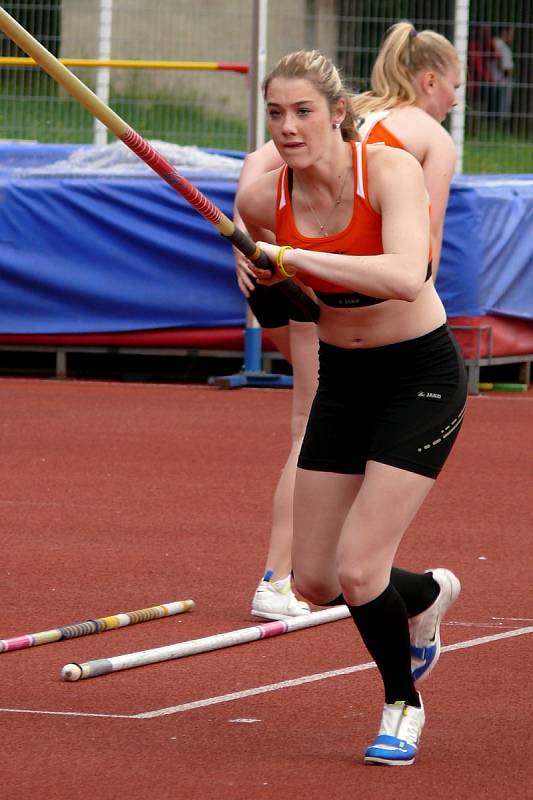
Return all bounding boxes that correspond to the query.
[351,21,458,118]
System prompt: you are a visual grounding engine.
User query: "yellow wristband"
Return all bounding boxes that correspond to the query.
[276,245,296,278]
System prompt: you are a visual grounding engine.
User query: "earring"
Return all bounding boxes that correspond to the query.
[333,122,341,129]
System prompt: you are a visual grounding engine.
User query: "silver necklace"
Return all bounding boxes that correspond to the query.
[299,167,349,237]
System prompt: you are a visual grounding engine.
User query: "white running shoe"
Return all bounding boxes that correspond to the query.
[251,577,311,621]
[364,695,425,766]
[410,568,461,683]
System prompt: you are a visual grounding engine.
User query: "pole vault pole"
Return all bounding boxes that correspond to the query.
[0,600,194,652]
[61,606,350,680]
[0,5,319,325]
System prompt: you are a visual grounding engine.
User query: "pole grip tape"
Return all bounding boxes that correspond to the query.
[229,228,320,323]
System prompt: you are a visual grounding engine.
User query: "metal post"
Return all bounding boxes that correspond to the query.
[93,0,113,145]
[209,0,292,389]
[247,0,267,155]
[451,0,470,174]
[242,0,268,379]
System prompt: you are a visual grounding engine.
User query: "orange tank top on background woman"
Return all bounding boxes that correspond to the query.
[360,110,408,151]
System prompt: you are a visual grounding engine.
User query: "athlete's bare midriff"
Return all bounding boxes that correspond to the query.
[314,280,446,348]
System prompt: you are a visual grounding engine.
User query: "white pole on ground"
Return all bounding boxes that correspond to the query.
[61,605,350,681]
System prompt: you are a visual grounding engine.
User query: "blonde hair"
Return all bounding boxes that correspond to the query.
[351,21,459,118]
[263,49,359,141]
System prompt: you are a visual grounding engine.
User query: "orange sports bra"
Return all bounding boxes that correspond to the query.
[275,129,431,308]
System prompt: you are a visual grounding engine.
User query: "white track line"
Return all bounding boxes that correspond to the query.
[0,708,132,719]
[1,625,531,720]
[445,621,525,628]
[135,625,533,719]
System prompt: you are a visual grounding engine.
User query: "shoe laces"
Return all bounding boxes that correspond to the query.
[381,701,423,745]
[260,580,291,596]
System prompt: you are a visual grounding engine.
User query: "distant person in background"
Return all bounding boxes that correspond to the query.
[467,25,498,121]
[491,25,515,121]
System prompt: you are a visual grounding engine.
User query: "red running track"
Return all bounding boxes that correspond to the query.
[0,378,532,799]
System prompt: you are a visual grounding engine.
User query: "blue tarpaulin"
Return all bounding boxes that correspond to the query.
[436,174,533,321]
[0,143,246,333]
[0,143,531,334]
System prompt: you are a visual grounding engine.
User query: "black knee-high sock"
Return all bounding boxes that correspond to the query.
[323,569,438,616]
[347,583,419,707]
[390,567,439,616]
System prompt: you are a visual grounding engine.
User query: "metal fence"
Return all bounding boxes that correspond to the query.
[0,0,531,173]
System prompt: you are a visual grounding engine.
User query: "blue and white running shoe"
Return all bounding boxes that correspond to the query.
[364,696,425,766]
[410,568,461,682]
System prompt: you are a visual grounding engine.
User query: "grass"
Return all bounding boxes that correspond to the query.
[112,92,248,151]
[464,141,532,174]
[0,78,531,171]
[463,122,533,173]
[0,80,248,150]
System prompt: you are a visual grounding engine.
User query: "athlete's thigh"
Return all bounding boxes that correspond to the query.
[336,460,434,601]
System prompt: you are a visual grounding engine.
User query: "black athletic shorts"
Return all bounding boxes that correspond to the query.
[297,324,468,479]
[247,282,310,327]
